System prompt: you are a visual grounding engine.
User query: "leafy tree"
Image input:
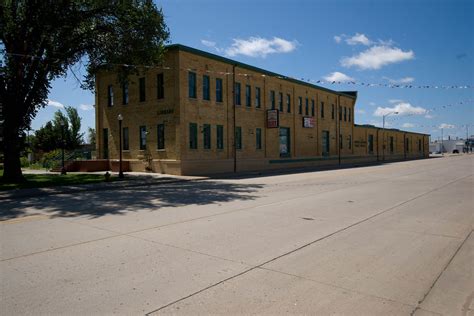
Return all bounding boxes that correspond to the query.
[33,106,84,152]
[87,127,96,147]
[0,1,169,182]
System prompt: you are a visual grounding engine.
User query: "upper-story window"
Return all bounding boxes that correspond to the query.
[234,82,241,105]
[188,72,197,98]
[331,104,335,119]
[279,92,283,111]
[245,85,251,107]
[107,85,114,107]
[305,98,309,115]
[298,97,302,114]
[311,99,315,116]
[344,107,347,121]
[255,87,261,108]
[157,73,164,99]
[216,78,223,102]
[270,90,275,109]
[321,101,325,118]
[286,94,291,113]
[203,75,210,101]
[122,83,128,105]
[348,108,352,122]
[139,77,146,102]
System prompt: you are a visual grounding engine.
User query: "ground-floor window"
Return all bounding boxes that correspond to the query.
[339,134,343,149]
[157,124,165,150]
[348,135,352,150]
[103,128,109,159]
[139,126,147,150]
[368,134,374,154]
[405,138,409,152]
[390,136,394,153]
[256,128,262,150]
[322,130,330,156]
[189,123,197,149]
[235,126,242,150]
[203,124,211,149]
[216,125,224,150]
[279,127,290,157]
[123,127,129,151]
[418,139,422,152]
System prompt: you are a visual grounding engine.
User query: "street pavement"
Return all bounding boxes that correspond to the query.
[1,155,473,315]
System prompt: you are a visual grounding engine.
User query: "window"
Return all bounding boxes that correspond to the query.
[348,108,351,122]
[157,73,164,99]
[298,97,302,114]
[305,98,309,115]
[331,104,335,119]
[368,134,374,153]
[139,77,146,102]
[348,135,352,150]
[322,131,330,155]
[216,78,223,102]
[405,138,409,152]
[189,123,197,149]
[390,136,394,153]
[139,126,147,150]
[203,75,210,101]
[418,139,422,152]
[270,90,275,109]
[103,128,109,159]
[122,127,129,150]
[321,102,325,118]
[107,85,114,107]
[339,107,342,120]
[157,124,165,150]
[279,92,283,111]
[339,134,343,149]
[122,82,128,105]
[344,107,347,121]
[256,128,262,149]
[255,87,261,108]
[286,94,291,113]
[311,99,315,116]
[234,82,241,105]
[217,125,224,149]
[203,124,211,149]
[245,85,251,107]
[235,126,242,150]
[188,72,196,98]
[279,127,290,157]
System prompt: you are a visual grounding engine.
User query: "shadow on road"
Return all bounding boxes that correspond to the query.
[0,180,264,220]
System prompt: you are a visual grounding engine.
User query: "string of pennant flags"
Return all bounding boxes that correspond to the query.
[4,51,474,90]
[388,99,474,123]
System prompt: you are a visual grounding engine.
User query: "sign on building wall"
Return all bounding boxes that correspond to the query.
[302,117,314,128]
[267,109,279,128]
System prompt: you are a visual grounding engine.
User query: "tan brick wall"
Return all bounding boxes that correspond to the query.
[95,45,429,175]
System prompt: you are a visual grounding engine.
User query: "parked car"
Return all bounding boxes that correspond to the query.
[452,149,459,154]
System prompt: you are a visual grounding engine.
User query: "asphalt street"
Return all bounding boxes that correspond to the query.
[1,155,473,315]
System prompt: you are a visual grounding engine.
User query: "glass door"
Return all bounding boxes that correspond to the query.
[279,127,290,157]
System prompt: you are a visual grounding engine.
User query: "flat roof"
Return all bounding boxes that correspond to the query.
[167,44,357,100]
[354,124,430,136]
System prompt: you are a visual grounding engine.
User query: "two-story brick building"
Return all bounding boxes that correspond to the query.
[95,44,429,175]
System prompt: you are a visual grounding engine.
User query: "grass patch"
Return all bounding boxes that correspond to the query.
[0,170,118,191]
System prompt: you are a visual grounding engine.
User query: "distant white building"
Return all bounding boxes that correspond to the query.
[430,137,472,153]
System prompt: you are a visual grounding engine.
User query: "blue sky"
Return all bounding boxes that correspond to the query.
[36,0,474,141]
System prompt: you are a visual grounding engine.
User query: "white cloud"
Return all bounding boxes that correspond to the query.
[225,36,298,58]
[323,71,354,82]
[424,114,434,119]
[389,99,404,104]
[346,33,371,46]
[369,102,377,106]
[384,76,415,84]
[402,123,415,128]
[334,35,342,43]
[439,123,455,129]
[373,102,427,117]
[79,104,94,111]
[47,99,64,108]
[341,45,414,70]
[201,39,216,48]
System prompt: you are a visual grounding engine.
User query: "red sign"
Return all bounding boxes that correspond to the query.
[267,109,279,128]
[303,116,315,128]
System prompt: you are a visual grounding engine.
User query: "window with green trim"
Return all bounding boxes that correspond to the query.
[256,128,262,149]
[188,72,197,98]
[216,78,223,102]
[189,123,197,149]
[217,125,224,149]
[203,124,211,149]
[203,75,210,101]
[235,126,242,150]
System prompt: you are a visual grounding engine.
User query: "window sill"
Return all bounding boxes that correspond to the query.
[156,149,166,152]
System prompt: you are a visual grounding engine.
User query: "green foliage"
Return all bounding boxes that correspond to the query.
[87,127,96,147]
[20,156,29,167]
[33,106,84,152]
[1,0,169,182]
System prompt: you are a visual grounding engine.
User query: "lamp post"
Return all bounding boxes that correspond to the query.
[382,111,398,161]
[60,121,67,175]
[117,114,124,179]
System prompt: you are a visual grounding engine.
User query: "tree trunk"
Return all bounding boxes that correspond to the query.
[2,126,25,183]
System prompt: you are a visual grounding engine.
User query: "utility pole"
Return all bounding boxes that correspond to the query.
[441,128,444,155]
